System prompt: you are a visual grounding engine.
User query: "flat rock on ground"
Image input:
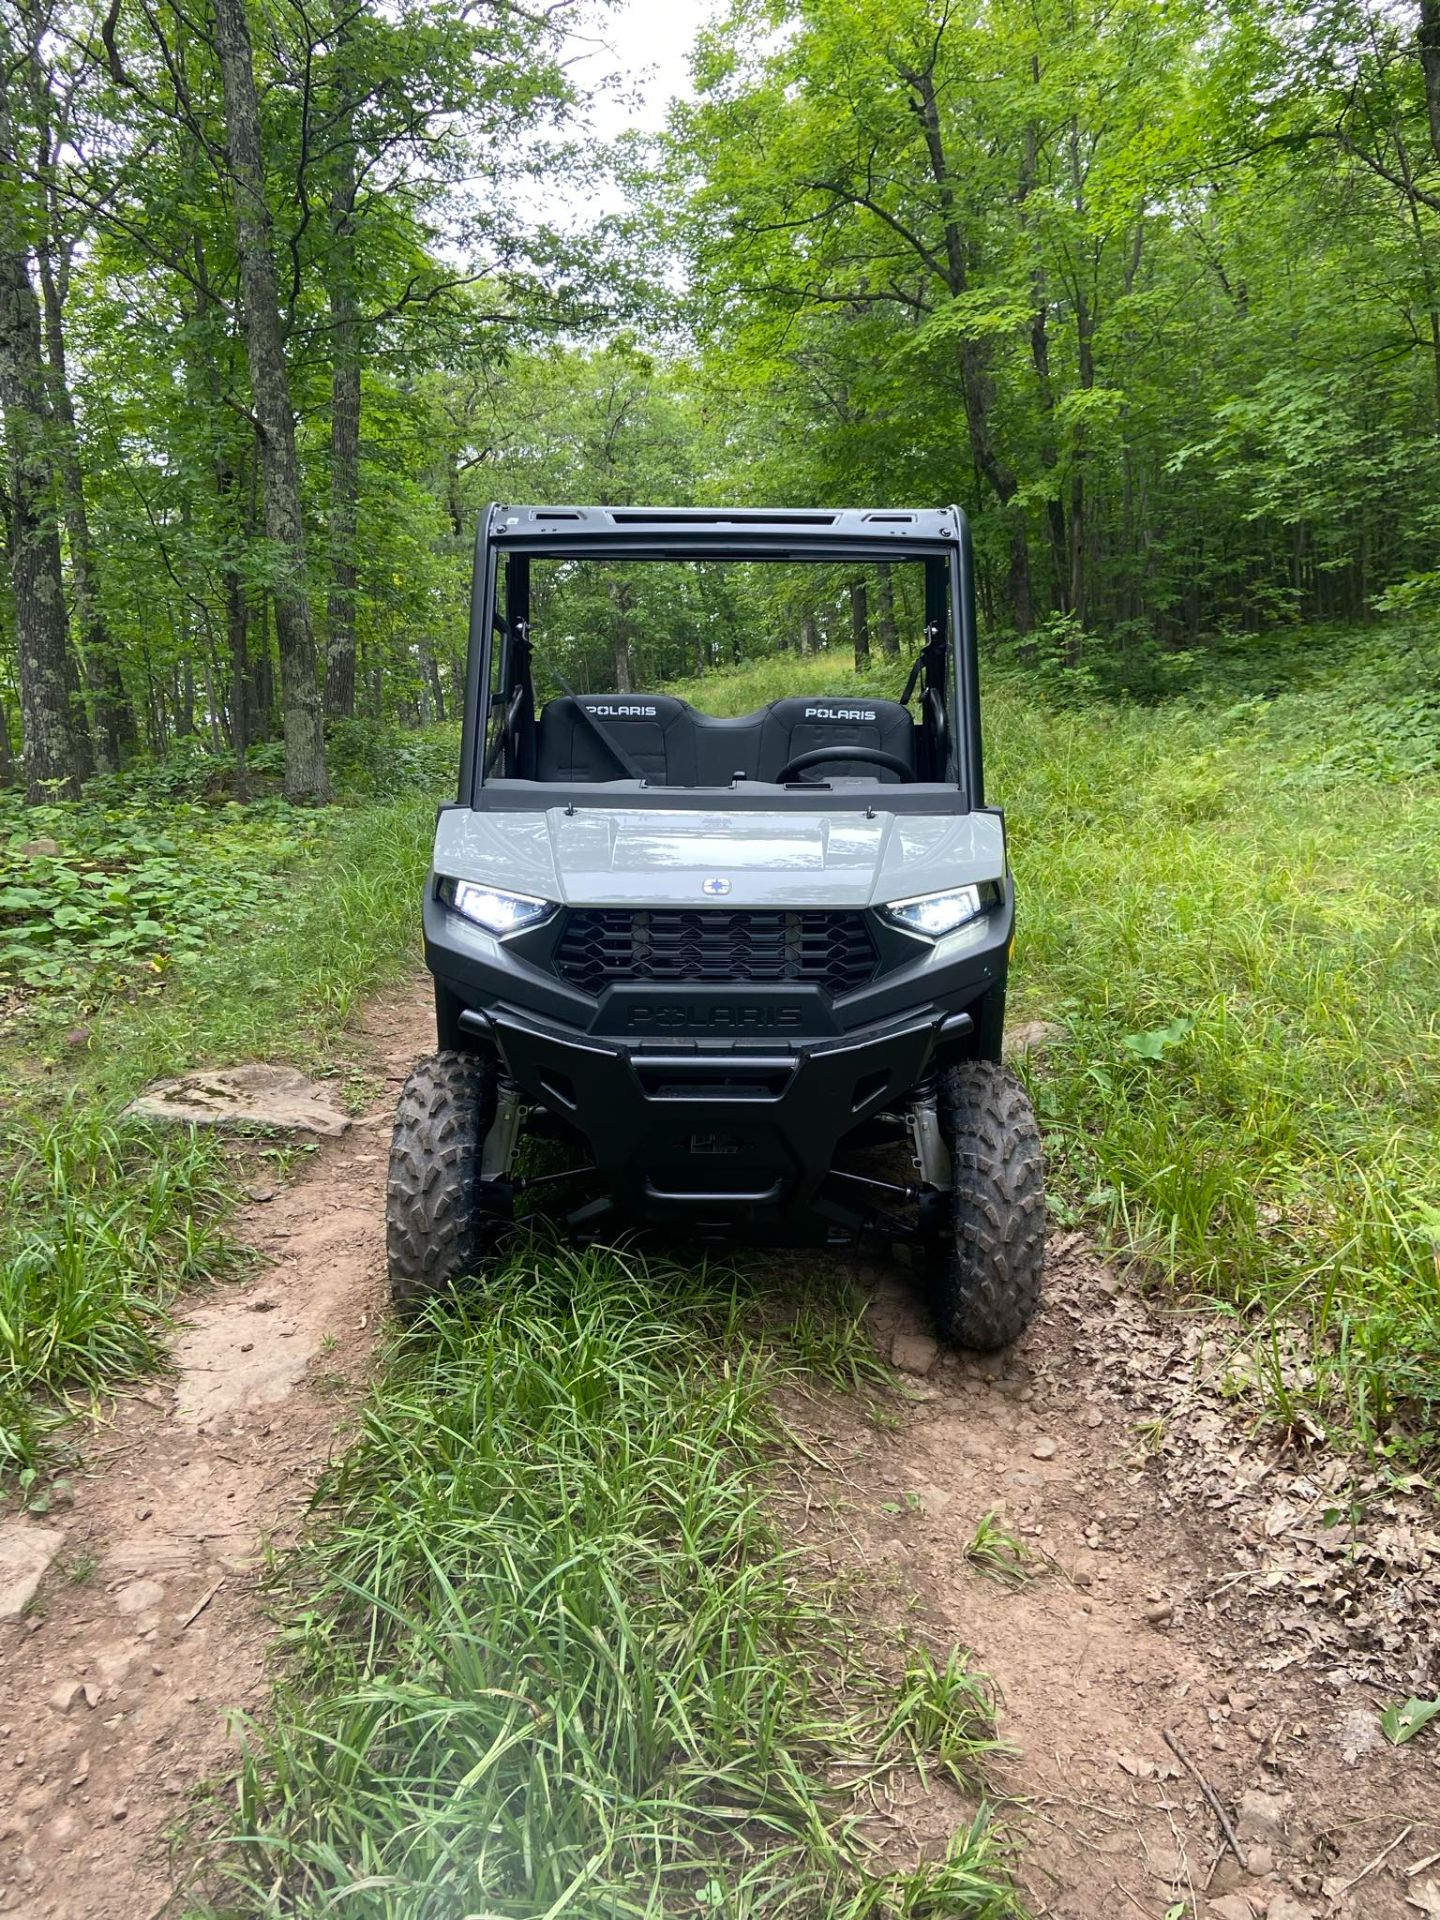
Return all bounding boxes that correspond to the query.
[0,1525,67,1621]
[123,1063,351,1137]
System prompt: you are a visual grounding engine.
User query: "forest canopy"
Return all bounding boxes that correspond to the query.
[1,0,1438,799]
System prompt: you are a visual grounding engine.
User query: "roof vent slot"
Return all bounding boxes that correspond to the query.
[863,512,916,523]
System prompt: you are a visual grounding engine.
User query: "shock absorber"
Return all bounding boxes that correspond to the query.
[905,1073,952,1191]
[480,1072,524,1182]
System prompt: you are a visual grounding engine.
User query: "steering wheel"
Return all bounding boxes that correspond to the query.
[773,745,916,784]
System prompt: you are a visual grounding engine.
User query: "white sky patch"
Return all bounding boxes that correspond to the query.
[539,0,714,223]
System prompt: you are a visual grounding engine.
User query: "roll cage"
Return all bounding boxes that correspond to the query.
[456,505,985,814]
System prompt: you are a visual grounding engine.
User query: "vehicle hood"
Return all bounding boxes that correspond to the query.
[432,806,1006,909]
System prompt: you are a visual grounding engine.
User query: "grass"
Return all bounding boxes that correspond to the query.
[669,624,1440,1455]
[0,741,445,1476]
[195,1245,1018,1919]
[961,1514,1039,1591]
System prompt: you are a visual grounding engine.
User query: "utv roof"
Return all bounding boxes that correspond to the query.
[487,504,967,556]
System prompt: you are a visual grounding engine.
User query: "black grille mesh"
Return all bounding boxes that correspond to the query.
[554,908,879,996]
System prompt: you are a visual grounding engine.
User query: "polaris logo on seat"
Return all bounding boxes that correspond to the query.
[805,706,874,721]
[585,703,656,718]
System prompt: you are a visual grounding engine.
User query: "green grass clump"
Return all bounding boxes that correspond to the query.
[201,1246,1017,1919]
[669,626,1440,1452]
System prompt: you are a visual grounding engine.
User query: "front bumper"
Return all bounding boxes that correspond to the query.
[425,886,1011,1241]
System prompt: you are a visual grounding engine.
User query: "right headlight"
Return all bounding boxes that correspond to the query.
[882,879,1001,939]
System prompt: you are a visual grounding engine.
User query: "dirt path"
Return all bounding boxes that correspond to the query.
[0,982,433,1920]
[813,1244,1440,1918]
[3,982,1438,1919]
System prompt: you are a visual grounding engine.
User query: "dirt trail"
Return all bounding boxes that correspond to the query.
[3,980,1437,1919]
[815,1246,1440,1918]
[0,982,433,1920]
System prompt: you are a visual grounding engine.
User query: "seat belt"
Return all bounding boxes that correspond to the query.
[552,674,647,781]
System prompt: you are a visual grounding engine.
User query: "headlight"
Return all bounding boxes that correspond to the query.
[437,877,556,935]
[883,880,999,938]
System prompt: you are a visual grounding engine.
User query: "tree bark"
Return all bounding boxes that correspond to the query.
[873,564,900,657]
[0,57,91,801]
[902,55,1033,630]
[850,579,870,669]
[212,0,329,801]
[1421,0,1440,165]
[323,58,360,719]
[36,249,134,772]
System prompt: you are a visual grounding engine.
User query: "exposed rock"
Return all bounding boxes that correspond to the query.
[124,1063,350,1137]
[19,837,61,858]
[1002,1019,1064,1062]
[891,1332,940,1377]
[0,1524,66,1620]
[907,1480,954,1517]
[114,1577,165,1616]
[47,1680,85,1715]
[1263,1896,1315,1920]
[1031,1436,1057,1459]
[1235,1788,1288,1843]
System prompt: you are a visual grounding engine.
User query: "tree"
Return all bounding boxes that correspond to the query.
[0,25,90,800]
[211,0,328,802]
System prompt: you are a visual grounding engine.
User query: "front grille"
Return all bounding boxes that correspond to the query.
[554,908,879,997]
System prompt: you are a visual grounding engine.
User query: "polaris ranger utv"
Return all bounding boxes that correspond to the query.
[387,505,1045,1349]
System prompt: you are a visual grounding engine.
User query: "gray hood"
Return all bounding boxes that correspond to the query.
[432,806,1005,909]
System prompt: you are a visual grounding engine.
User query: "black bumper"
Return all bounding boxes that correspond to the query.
[425,890,1010,1242]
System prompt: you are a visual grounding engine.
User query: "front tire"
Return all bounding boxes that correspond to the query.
[386,1050,508,1317]
[926,1061,1045,1351]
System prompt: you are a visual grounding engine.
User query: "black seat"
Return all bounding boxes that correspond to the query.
[535,695,699,785]
[756,697,916,783]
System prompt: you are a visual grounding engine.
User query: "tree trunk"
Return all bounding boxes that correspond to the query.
[0,689,15,785]
[1421,0,1440,165]
[0,61,91,801]
[801,611,818,655]
[873,564,900,657]
[850,579,870,669]
[212,0,329,801]
[606,572,635,690]
[28,31,136,778]
[323,76,360,719]
[903,56,1033,630]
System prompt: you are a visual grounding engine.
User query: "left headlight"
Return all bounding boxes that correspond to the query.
[437,877,557,935]
[882,880,1000,939]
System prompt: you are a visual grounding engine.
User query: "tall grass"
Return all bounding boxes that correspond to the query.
[669,630,1440,1450]
[199,1246,1018,1919]
[0,788,438,1475]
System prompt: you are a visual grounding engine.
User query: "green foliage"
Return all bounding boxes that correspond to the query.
[1379,1697,1440,1747]
[200,1245,1019,1918]
[0,787,326,996]
[664,0,1440,640]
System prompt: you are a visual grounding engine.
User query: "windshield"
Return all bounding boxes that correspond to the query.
[477,554,963,797]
